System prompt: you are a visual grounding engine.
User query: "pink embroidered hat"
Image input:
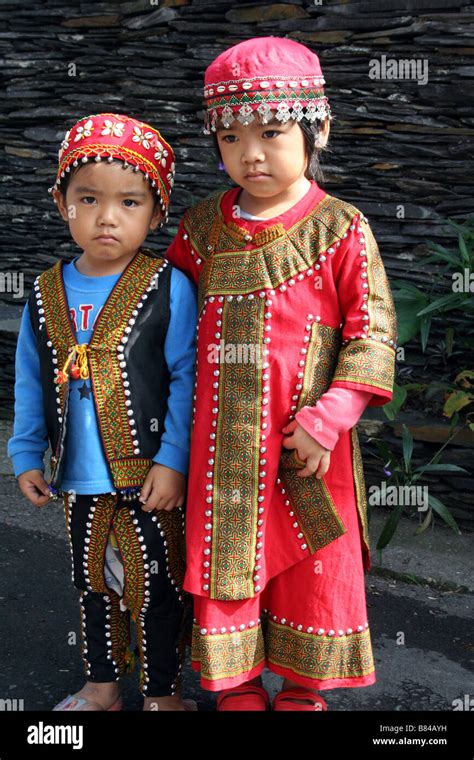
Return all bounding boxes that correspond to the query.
[49,112,176,223]
[202,36,332,134]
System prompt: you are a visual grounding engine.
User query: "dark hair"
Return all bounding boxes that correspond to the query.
[57,158,160,209]
[211,117,329,184]
[298,119,328,184]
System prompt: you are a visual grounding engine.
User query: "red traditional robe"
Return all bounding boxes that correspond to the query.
[165,180,397,690]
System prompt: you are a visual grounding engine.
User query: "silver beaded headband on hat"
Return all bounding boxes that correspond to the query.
[202,75,333,135]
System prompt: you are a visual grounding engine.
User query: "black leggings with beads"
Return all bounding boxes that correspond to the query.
[62,491,190,698]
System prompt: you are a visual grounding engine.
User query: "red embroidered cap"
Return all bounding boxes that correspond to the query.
[49,112,176,223]
[203,36,332,134]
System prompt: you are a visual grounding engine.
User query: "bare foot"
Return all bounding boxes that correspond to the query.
[143,695,187,711]
[71,681,121,710]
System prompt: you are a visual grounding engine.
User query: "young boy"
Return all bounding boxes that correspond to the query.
[7,113,198,712]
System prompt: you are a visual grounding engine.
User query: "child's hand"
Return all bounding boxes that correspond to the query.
[281,420,331,479]
[17,469,52,507]
[139,464,186,512]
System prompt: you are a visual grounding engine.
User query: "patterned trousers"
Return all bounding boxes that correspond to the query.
[62,491,191,697]
[189,473,376,692]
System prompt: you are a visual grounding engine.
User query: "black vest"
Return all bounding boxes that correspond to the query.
[27,248,173,497]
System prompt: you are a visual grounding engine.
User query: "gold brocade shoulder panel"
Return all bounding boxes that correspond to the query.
[183,191,361,309]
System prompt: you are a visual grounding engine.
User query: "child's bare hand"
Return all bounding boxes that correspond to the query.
[138,464,186,512]
[281,420,331,479]
[17,469,52,507]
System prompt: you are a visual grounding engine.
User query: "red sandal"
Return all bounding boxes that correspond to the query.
[273,687,328,711]
[216,683,270,711]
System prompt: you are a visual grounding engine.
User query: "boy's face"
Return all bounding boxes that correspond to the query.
[52,161,163,267]
[216,116,308,198]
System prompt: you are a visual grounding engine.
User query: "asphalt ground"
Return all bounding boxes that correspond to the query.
[0,475,472,714]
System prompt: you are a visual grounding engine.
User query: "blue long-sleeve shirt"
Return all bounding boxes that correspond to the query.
[7,256,197,494]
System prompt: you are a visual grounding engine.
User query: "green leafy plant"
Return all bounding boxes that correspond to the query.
[385,218,474,423]
[366,222,473,558]
[391,216,474,353]
[366,420,468,559]
[385,370,474,422]
[383,382,412,421]
[442,370,474,418]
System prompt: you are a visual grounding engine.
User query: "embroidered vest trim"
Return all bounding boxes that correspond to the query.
[34,250,170,493]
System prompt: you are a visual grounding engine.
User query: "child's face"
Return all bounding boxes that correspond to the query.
[216,115,309,197]
[53,160,163,265]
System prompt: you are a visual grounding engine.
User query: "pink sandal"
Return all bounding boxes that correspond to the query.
[217,683,270,711]
[273,687,327,711]
[52,693,122,711]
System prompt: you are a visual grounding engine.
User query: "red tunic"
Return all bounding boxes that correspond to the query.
[165,180,397,690]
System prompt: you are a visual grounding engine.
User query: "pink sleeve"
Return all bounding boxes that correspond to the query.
[295,387,373,451]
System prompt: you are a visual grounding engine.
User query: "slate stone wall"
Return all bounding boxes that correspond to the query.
[1,0,472,523]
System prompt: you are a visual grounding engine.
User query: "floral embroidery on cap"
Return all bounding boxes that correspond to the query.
[101,119,125,137]
[132,126,155,150]
[74,119,94,142]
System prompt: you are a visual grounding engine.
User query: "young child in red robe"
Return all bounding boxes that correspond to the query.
[161,36,397,710]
